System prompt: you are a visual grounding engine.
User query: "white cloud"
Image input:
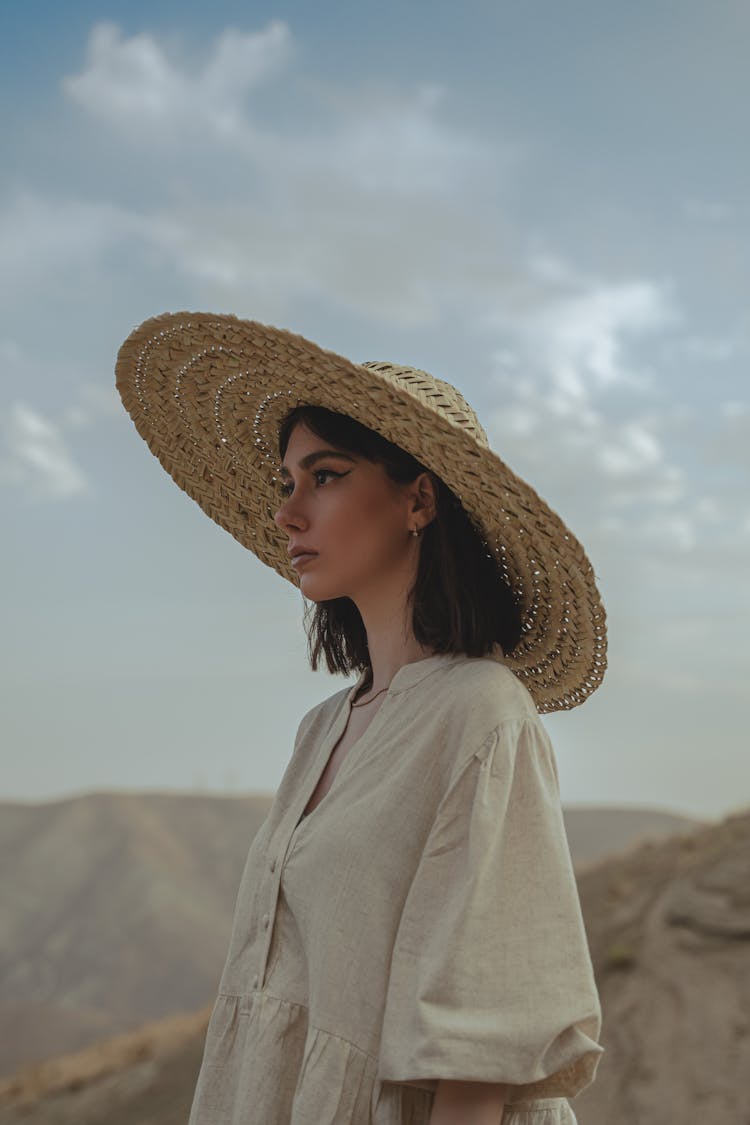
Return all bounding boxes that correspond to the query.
[721,400,748,418]
[480,259,709,560]
[662,333,740,365]
[62,21,506,200]
[599,419,663,477]
[705,401,750,468]
[0,404,91,499]
[486,252,677,404]
[638,513,697,552]
[484,283,747,578]
[60,383,122,429]
[3,20,740,545]
[282,80,504,199]
[0,337,120,419]
[62,20,292,146]
[533,281,671,400]
[485,262,676,432]
[0,341,119,500]
[5,19,514,323]
[0,193,143,288]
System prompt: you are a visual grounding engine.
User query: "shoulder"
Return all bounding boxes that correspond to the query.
[436,662,560,795]
[439,653,539,727]
[293,682,351,747]
[402,653,543,789]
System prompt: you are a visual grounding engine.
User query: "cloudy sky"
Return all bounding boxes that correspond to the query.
[3,0,748,818]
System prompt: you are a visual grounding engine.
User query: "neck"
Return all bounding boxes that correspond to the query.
[353,580,434,693]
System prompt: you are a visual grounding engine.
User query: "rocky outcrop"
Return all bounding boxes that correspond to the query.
[574,808,750,1125]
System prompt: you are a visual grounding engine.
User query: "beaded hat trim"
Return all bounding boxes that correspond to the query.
[115,310,607,712]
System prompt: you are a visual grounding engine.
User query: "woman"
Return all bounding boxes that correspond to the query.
[116,311,608,1125]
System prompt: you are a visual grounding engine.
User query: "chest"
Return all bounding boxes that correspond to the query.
[301,697,385,818]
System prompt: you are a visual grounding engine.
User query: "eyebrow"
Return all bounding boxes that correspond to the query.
[278,449,357,478]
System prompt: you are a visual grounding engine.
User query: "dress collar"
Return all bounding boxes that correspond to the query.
[346,642,506,701]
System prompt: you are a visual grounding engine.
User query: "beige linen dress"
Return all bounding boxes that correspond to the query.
[187,646,604,1125]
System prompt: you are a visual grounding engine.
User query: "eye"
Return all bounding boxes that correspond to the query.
[312,468,341,486]
[277,468,344,498]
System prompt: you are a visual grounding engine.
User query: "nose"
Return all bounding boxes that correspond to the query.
[273,492,306,533]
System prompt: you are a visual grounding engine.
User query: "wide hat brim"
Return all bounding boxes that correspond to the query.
[115,310,607,712]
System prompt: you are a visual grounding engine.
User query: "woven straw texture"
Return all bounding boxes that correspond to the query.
[115,311,607,712]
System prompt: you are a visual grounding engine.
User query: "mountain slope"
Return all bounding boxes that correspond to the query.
[0,790,704,1079]
[1,804,747,1125]
[0,791,270,1075]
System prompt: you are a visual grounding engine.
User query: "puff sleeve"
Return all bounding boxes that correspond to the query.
[377,716,605,1102]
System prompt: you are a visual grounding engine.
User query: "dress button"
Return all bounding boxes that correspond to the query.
[253,974,259,989]
[263,913,270,929]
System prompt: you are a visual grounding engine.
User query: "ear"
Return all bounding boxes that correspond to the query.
[409,471,438,520]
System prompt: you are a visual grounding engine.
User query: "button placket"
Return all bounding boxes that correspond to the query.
[256,891,276,989]
[254,824,295,991]
[252,693,356,993]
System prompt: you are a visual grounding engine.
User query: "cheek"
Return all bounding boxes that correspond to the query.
[325,492,400,556]
[351,496,403,557]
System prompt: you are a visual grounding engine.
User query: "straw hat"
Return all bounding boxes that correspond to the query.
[115,310,607,712]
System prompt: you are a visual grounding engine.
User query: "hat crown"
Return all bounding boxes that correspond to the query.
[361,361,489,448]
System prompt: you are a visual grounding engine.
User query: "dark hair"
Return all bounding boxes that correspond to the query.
[277,405,522,681]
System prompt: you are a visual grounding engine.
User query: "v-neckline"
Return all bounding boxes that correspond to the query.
[288,648,490,835]
[291,672,385,834]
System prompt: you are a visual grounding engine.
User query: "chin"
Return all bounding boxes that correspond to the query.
[297,577,345,603]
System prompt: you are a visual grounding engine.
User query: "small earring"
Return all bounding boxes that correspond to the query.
[411,527,420,537]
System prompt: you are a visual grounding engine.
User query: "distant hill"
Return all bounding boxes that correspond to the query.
[560,804,706,871]
[0,1007,210,1125]
[0,790,705,1079]
[1,805,748,1125]
[0,791,271,1077]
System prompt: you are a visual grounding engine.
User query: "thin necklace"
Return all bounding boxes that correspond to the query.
[351,685,388,708]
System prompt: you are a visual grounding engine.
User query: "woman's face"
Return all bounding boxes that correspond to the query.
[273,422,430,603]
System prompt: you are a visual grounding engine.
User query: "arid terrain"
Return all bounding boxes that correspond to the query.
[0,792,270,1076]
[3,791,747,1124]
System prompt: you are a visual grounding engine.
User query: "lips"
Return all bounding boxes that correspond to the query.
[290,551,318,568]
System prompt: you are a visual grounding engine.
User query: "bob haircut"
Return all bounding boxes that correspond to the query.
[277,405,522,683]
